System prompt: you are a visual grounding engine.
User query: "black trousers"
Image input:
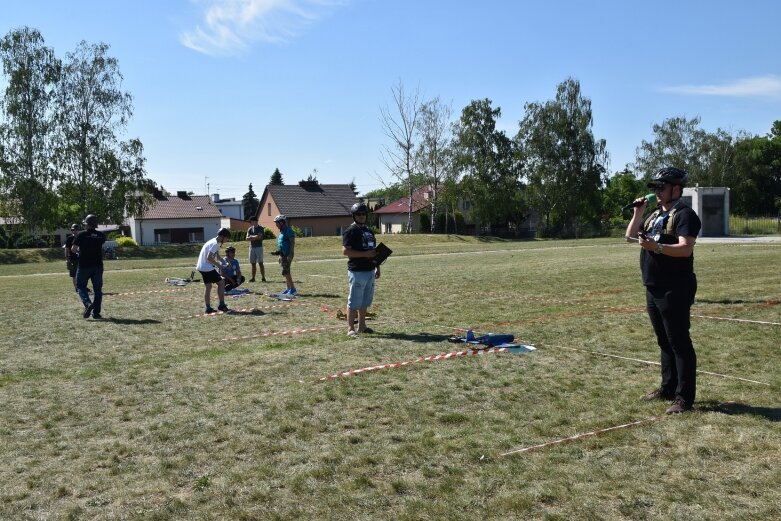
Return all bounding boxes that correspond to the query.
[645,279,697,406]
[224,275,246,292]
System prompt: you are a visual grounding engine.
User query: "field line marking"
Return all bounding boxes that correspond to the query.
[692,315,781,326]
[543,343,771,386]
[499,415,665,456]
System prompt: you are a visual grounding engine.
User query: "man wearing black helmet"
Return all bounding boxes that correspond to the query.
[71,214,106,319]
[626,167,702,414]
[196,227,232,314]
[342,202,379,337]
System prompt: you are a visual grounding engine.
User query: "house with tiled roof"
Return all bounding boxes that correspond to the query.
[127,190,230,245]
[374,185,437,233]
[257,180,358,237]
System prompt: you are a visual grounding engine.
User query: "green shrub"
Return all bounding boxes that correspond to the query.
[115,236,138,247]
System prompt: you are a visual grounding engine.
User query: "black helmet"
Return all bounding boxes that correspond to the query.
[351,202,368,216]
[648,167,688,188]
[70,223,81,231]
[217,227,231,237]
[83,214,98,227]
[225,246,236,253]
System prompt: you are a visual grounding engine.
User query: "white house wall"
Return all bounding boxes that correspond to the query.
[127,217,222,246]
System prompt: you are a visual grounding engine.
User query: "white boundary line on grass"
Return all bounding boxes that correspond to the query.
[499,415,665,456]
[692,315,781,326]
[543,343,771,386]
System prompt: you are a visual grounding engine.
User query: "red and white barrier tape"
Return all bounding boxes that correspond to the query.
[544,343,771,386]
[499,415,664,456]
[692,315,781,326]
[223,325,341,342]
[113,288,188,296]
[315,345,527,383]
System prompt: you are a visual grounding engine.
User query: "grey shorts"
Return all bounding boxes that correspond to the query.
[249,246,264,264]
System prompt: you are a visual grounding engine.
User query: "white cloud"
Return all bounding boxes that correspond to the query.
[180,0,343,56]
[661,75,781,99]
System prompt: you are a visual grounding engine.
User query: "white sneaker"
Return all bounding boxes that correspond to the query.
[347,330,358,337]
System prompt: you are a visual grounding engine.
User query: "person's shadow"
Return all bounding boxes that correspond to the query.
[370,332,452,344]
[102,318,162,325]
[699,401,781,422]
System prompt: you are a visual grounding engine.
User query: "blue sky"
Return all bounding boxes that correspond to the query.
[3,0,780,199]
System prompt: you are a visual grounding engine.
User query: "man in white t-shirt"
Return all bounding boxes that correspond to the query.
[196,227,231,314]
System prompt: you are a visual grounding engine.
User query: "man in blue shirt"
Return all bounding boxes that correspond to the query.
[274,214,296,295]
[222,246,245,292]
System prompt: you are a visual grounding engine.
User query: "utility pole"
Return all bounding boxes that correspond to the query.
[204,176,209,196]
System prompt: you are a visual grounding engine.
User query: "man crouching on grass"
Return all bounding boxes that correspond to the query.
[342,203,379,337]
[196,227,231,314]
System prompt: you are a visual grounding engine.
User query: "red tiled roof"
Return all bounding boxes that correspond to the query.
[140,194,223,219]
[374,186,433,214]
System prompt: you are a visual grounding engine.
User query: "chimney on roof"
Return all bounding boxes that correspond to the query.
[212,194,220,203]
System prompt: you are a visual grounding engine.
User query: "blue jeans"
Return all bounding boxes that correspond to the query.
[76,265,104,315]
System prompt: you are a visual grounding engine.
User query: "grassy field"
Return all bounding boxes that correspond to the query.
[1,235,779,520]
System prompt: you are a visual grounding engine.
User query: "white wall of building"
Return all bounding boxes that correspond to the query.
[127,217,222,245]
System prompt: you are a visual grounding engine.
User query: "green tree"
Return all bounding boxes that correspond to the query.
[634,116,707,182]
[270,168,284,185]
[730,121,781,214]
[602,168,645,220]
[452,99,523,234]
[0,27,60,233]
[242,183,260,220]
[516,78,607,237]
[52,40,148,223]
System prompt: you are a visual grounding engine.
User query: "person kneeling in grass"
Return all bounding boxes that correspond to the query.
[222,246,246,292]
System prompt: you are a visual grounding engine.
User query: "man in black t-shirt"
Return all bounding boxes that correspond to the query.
[342,203,379,337]
[72,214,106,319]
[626,167,701,414]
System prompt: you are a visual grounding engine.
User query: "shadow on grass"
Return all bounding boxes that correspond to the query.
[700,401,781,422]
[371,332,452,343]
[695,298,778,305]
[102,317,162,325]
[301,293,342,299]
[227,309,266,316]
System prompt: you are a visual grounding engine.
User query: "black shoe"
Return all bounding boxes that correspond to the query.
[249,278,255,282]
[92,313,103,320]
[83,303,94,318]
[640,388,673,401]
[261,278,267,282]
[666,397,692,414]
[205,307,217,314]
[217,304,229,312]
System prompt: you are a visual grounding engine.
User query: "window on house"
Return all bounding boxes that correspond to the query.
[301,226,313,237]
[268,203,271,216]
[335,226,342,236]
[384,223,392,233]
[154,229,171,244]
[462,200,471,211]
